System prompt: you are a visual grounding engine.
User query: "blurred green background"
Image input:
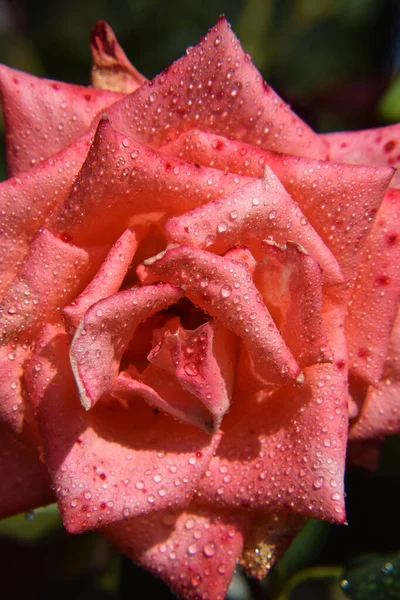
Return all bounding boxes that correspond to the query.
[1,0,400,598]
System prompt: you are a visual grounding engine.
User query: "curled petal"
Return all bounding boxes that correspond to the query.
[324,123,400,187]
[140,245,301,385]
[166,167,343,286]
[70,283,183,409]
[162,128,392,282]
[0,423,54,519]
[346,189,400,384]
[254,240,332,367]
[197,307,348,524]
[141,321,236,432]
[0,65,122,175]
[26,324,221,532]
[62,228,140,336]
[107,18,327,158]
[103,504,250,600]
[0,229,105,342]
[53,119,250,245]
[0,130,92,298]
[91,21,147,93]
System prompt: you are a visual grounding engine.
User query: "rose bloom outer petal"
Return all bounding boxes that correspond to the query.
[141,245,302,385]
[90,21,147,93]
[349,307,400,440]
[165,167,344,287]
[0,129,93,299]
[161,128,393,283]
[25,323,222,533]
[196,307,348,524]
[346,188,400,384]
[0,65,123,175]
[51,119,252,246]
[62,228,140,336]
[254,240,332,367]
[0,343,41,446]
[324,123,400,188]
[102,504,251,600]
[106,18,328,159]
[0,422,54,519]
[70,283,184,410]
[0,229,107,343]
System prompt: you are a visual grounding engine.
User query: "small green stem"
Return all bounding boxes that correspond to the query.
[275,565,345,600]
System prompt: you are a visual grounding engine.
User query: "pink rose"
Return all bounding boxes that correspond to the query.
[0,18,399,600]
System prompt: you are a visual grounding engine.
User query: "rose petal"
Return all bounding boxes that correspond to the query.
[112,365,223,434]
[0,130,93,299]
[135,320,237,432]
[197,307,348,524]
[0,229,106,343]
[0,343,40,445]
[52,119,250,246]
[346,188,400,384]
[0,422,54,519]
[166,167,344,287]
[324,123,400,187]
[70,283,184,409]
[26,324,221,532]
[254,240,332,367]
[102,504,249,600]
[140,245,301,385]
[162,128,393,282]
[349,308,400,440]
[91,21,147,93]
[62,228,139,336]
[0,65,122,175]
[107,18,328,158]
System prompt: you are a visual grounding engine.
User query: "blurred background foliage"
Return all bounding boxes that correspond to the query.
[0,0,400,598]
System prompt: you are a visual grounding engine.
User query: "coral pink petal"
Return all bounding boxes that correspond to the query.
[52,119,250,246]
[166,167,343,286]
[197,307,348,524]
[0,343,40,445]
[141,245,301,385]
[324,124,400,187]
[254,240,331,367]
[346,189,400,384]
[349,379,400,440]
[91,21,147,93]
[112,364,222,434]
[162,128,392,282]
[62,228,139,336]
[146,321,237,431]
[349,308,400,440]
[107,18,327,159]
[70,283,183,409]
[0,130,93,299]
[26,324,221,533]
[103,504,250,600]
[0,229,105,343]
[0,65,123,175]
[0,422,54,519]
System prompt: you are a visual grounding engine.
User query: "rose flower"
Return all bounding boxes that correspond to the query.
[0,18,399,600]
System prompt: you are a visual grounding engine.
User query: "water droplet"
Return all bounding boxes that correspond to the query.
[220,285,232,299]
[203,542,216,557]
[184,363,198,376]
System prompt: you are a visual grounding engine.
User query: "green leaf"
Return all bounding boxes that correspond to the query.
[341,553,400,600]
